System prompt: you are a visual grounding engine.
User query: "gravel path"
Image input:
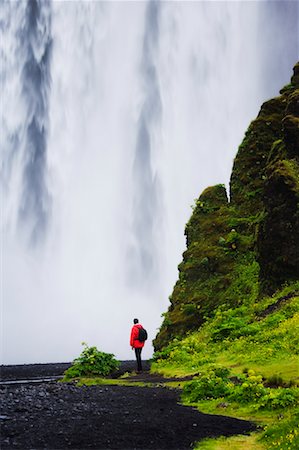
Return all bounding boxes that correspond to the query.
[0,362,255,449]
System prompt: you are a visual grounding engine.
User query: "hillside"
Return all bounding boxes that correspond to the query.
[154,62,299,351]
[152,63,299,449]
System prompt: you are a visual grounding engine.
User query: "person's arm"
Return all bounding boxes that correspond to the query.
[130,327,135,348]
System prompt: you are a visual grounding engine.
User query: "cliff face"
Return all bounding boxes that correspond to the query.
[154,63,299,351]
[231,62,299,292]
[257,68,299,292]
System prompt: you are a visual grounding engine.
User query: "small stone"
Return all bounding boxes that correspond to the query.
[217,402,229,408]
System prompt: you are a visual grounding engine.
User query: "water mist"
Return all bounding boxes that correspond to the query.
[1,0,298,364]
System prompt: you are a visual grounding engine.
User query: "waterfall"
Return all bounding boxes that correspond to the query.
[1,0,52,244]
[128,1,162,287]
[1,0,298,364]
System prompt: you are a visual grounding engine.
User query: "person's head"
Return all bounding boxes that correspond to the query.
[133,318,139,324]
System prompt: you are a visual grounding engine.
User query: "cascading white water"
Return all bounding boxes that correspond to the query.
[1,0,298,364]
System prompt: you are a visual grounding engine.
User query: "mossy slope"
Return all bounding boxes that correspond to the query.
[154,63,299,352]
[152,283,299,450]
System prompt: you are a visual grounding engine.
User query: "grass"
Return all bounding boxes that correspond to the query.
[152,282,299,449]
[194,433,265,449]
[74,377,151,388]
[214,356,299,385]
[61,283,298,449]
[62,373,184,390]
[150,364,198,378]
[152,75,299,448]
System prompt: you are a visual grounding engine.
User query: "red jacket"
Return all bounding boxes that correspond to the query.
[130,324,145,349]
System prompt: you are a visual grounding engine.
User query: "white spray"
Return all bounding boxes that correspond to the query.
[1,1,298,363]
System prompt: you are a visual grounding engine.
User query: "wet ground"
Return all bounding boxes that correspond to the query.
[0,362,256,449]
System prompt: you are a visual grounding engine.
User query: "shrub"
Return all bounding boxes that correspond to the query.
[183,376,230,401]
[183,367,231,401]
[263,408,299,449]
[229,373,267,403]
[212,366,230,379]
[182,366,299,412]
[259,388,299,410]
[182,303,198,316]
[265,374,285,388]
[228,372,299,410]
[210,307,250,341]
[63,343,119,380]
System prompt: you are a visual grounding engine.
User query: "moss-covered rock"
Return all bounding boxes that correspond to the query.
[229,96,285,215]
[290,61,299,87]
[154,63,299,352]
[257,159,299,292]
[153,185,256,351]
[283,114,299,158]
[257,69,299,292]
[185,184,228,246]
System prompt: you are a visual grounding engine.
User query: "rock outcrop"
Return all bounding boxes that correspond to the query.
[154,63,299,351]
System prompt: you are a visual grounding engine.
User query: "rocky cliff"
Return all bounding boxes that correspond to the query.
[154,63,299,351]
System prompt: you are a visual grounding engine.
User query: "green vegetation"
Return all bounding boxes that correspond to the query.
[183,368,298,410]
[263,411,299,449]
[63,342,119,380]
[194,434,265,449]
[153,63,299,448]
[63,372,183,389]
[60,64,298,449]
[152,284,299,449]
[154,64,299,352]
[73,377,151,388]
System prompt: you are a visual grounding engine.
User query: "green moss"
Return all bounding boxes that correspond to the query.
[154,184,263,351]
[197,184,228,207]
[257,158,299,292]
[283,115,299,158]
[154,287,299,449]
[285,89,299,116]
[186,186,230,246]
[268,159,299,193]
[267,139,287,166]
[280,83,295,95]
[230,112,284,215]
[155,62,299,352]
[291,62,299,87]
[153,64,299,449]
[257,97,286,118]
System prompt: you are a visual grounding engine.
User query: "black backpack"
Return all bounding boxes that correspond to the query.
[138,327,148,342]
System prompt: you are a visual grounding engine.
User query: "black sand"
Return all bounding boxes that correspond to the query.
[0,362,255,449]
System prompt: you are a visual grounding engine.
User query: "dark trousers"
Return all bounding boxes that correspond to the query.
[134,348,142,371]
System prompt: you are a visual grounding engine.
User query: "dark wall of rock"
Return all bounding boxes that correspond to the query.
[257,63,299,292]
[230,96,285,215]
[154,63,299,351]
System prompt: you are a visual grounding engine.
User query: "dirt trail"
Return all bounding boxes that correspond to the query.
[0,362,255,449]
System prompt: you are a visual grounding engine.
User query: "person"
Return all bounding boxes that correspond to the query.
[130,318,145,372]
